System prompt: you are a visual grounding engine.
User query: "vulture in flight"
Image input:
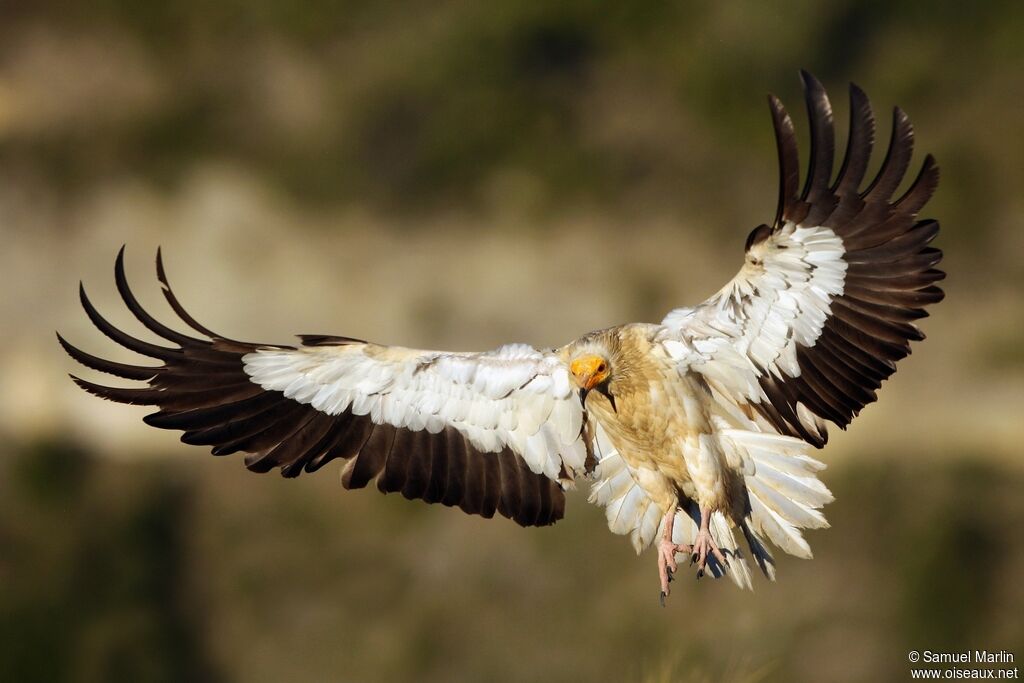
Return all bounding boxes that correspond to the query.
[61,72,944,603]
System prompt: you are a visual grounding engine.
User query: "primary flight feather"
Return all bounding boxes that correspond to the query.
[61,71,944,602]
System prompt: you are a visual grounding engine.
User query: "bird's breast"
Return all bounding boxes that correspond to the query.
[589,356,704,486]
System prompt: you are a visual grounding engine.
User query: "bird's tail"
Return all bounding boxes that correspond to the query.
[721,428,834,578]
[588,429,753,591]
[589,422,832,590]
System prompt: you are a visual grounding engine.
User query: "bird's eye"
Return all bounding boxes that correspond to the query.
[597,362,607,373]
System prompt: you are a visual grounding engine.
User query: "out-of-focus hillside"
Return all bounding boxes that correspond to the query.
[1,2,1022,681]
[3,439,1023,682]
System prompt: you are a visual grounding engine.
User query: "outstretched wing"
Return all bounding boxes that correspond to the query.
[60,249,589,527]
[662,71,944,447]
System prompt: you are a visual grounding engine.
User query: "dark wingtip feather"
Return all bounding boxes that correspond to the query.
[78,281,180,360]
[799,71,835,202]
[155,247,168,287]
[153,249,224,340]
[298,334,367,347]
[70,374,157,406]
[57,332,161,381]
[833,82,875,194]
[115,247,201,346]
[769,93,800,228]
[895,154,940,214]
[862,106,914,202]
[848,81,868,103]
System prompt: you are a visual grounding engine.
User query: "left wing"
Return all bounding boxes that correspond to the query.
[662,71,944,447]
[60,249,590,527]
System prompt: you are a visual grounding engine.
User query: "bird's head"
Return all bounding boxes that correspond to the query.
[569,353,616,411]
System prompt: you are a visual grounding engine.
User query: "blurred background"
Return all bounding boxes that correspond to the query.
[2,1,1023,681]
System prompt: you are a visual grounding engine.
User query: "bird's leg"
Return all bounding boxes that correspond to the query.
[691,506,728,577]
[658,508,693,606]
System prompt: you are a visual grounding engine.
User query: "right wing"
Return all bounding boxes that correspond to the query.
[60,249,590,527]
[662,71,944,447]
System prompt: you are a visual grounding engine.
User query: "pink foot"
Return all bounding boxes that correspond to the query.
[690,507,728,577]
[657,510,692,606]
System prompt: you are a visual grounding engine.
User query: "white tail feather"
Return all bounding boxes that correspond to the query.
[746,477,829,529]
[748,490,813,559]
[710,511,753,589]
[719,427,832,564]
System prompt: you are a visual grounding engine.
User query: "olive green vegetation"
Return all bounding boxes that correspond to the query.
[2,0,1024,243]
[2,1,1023,681]
[2,440,1022,683]
[0,440,221,683]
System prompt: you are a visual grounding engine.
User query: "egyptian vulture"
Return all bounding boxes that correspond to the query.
[61,72,943,603]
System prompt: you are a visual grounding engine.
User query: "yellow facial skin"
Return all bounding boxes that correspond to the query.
[570,355,610,391]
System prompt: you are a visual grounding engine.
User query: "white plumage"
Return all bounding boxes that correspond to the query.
[244,344,585,480]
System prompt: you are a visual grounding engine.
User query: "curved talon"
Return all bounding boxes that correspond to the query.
[691,528,728,573]
[657,508,691,602]
[657,538,678,598]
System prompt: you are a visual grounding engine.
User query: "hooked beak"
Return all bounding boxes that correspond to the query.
[579,384,617,413]
[571,356,614,412]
